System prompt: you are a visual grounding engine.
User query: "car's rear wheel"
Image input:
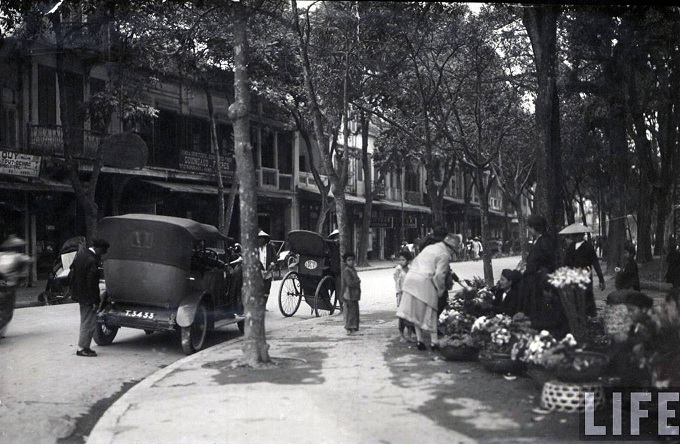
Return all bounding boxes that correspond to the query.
[181,302,208,355]
[94,323,118,346]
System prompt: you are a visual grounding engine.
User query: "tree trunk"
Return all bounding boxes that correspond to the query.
[523,6,563,238]
[357,111,372,266]
[475,171,495,287]
[230,4,270,366]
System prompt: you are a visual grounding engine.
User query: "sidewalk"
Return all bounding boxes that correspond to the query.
[86,309,583,444]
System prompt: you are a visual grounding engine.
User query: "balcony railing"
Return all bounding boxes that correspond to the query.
[299,171,329,189]
[405,190,424,205]
[372,181,386,199]
[27,124,103,159]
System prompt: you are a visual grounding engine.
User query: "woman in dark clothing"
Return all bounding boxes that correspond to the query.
[615,244,640,291]
[492,269,522,316]
[519,215,568,338]
[563,230,605,317]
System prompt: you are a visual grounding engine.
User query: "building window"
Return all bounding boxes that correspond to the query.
[38,65,57,125]
[0,107,17,147]
[405,164,419,192]
[190,116,210,153]
[89,77,108,133]
[261,128,275,168]
[278,131,293,174]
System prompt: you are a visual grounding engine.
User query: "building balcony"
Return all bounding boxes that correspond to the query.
[404,190,424,205]
[298,171,329,189]
[372,181,386,199]
[27,124,103,159]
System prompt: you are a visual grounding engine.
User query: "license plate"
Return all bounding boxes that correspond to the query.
[124,310,155,320]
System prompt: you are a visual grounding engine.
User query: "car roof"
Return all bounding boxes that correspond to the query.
[100,214,227,241]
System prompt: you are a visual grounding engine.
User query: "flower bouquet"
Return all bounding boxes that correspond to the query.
[447,286,496,319]
[548,267,592,342]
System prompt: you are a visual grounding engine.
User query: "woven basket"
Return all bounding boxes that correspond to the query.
[541,380,606,413]
[603,303,632,343]
[478,350,525,374]
[439,344,479,362]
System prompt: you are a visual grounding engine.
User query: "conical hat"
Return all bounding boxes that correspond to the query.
[257,230,270,238]
[558,222,593,235]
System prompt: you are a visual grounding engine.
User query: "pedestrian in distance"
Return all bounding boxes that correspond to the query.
[257,230,277,310]
[614,244,640,291]
[341,252,361,335]
[397,230,460,351]
[393,249,415,342]
[71,238,109,357]
[665,236,680,289]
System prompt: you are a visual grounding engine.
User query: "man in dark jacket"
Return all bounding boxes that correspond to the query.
[71,238,109,357]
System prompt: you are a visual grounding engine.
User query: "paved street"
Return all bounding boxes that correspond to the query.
[1,256,524,444]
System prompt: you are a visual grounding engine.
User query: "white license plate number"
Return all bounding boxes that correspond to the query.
[124,310,155,320]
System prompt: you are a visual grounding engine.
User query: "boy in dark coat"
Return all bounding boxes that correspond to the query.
[563,232,605,317]
[341,252,361,335]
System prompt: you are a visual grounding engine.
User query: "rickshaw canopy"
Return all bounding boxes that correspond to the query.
[286,230,327,257]
[99,214,227,269]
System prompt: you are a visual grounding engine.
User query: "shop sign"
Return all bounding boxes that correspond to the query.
[0,150,41,177]
[370,216,393,228]
[404,216,418,228]
[179,150,235,178]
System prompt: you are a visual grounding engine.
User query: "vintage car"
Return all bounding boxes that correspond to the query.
[96,214,244,354]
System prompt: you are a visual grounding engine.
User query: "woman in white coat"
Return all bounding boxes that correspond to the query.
[397,233,460,351]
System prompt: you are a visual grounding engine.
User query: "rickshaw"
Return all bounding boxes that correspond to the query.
[278,230,340,317]
[96,214,244,355]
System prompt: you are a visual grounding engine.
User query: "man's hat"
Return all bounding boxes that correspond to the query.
[257,230,270,238]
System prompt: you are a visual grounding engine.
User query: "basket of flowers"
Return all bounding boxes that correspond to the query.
[552,350,610,383]
[438,308,479,361]
[472,313,532,374]
[437,287,496,362]
[439,335,480,361]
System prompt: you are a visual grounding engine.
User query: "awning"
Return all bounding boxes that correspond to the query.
[0,178,74,193]
[373,199,431,214]
[141,179,218,195]
[298,185,365,205]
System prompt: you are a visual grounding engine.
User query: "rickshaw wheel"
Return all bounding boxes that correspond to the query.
[94,323,118,346]
[181,302,209,355]
[278,271,302,317]
[314,275,336,317]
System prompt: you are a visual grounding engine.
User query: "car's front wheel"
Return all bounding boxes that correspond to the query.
[181,302,208,355]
